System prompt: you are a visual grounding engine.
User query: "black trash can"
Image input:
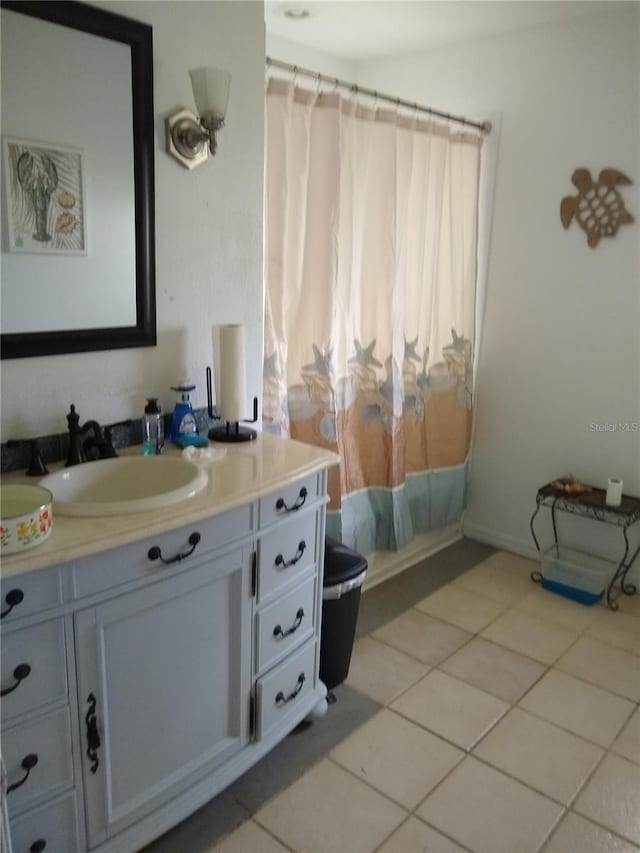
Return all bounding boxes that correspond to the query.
[319,537,367,689]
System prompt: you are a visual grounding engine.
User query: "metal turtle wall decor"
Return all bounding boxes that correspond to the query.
[560,168,634,248]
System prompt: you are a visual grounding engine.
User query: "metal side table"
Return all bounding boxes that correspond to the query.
[530,482,640,609]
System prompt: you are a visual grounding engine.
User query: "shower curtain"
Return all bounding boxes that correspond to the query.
[263,78,483,556]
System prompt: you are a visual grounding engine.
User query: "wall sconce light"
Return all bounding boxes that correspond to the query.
[166,67,231,169]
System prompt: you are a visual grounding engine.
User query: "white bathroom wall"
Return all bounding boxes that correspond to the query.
[266,33,357,80]
[357,6,640,567]
[1,1,265,437]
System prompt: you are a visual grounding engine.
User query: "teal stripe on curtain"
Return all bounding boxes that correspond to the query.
[326,462,468,555]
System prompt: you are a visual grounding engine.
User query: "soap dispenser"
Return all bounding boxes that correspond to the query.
[169,379,197,443]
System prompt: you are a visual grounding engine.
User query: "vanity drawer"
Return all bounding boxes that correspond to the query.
[258,511,319,603]
[256,574,316,674]
[74,503,253,597]
[1,618,67,723]
[256,639,316,740]
[0,567,63,625]
[259,474,320,528]
[3,706,74,816]
[10,790,80,853]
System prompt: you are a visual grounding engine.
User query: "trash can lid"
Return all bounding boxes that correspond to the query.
[324,536,368,586]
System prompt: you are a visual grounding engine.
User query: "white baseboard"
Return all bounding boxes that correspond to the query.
[461,519,539,560]
[364,526,462,590]
[463,519,640,586]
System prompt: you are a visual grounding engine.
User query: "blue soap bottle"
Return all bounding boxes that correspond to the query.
[169,380,197,443]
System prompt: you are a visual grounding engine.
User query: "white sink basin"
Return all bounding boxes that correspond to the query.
[39,456,208,517]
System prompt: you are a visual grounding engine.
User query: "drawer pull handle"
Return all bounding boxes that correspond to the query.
[148,532,201,565]
[31,841,47,853]
[275,672,306,706]
[86,693,101,774]
[7,753,38,794]
[1,663,31,697]
[275,541,306,569]
[1,588,24,619]
[273,608,304,639]
[275,487,308,513]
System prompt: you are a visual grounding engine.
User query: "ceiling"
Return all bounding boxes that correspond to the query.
[265,1,621,61]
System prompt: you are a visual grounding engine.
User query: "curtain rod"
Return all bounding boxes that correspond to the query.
[266,56,491,135]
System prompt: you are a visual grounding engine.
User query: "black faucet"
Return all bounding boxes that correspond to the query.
[65,406,131,466]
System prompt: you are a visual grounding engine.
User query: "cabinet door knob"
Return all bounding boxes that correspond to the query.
[1,663,31,697]
[273,608,304,639]
[148,532,201,565]
[275,487,308,513]
[31,841,47,853]
[274,541,306,569]
[1,588,24,619]
[275,673,306,706]
[7,753,38,794]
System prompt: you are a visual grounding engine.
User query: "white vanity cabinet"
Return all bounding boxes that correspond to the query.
[1,444,334,853]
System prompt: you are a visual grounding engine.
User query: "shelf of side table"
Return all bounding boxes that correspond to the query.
[530,482,640,609]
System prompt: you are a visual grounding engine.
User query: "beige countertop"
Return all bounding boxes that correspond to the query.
[1,434,339,579]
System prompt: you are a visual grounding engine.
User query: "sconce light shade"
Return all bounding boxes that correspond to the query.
[189,67,231,122]
[166,67,231,169]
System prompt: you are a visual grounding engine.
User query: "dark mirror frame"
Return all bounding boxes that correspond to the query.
[0,0,156,359]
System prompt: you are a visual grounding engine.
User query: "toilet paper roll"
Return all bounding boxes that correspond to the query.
[218,324,247,424]
[606,477,623,507]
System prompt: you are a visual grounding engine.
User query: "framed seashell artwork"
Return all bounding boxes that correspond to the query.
[560,167,634,248]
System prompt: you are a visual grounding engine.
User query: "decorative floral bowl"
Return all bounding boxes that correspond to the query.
[0,484,53,555]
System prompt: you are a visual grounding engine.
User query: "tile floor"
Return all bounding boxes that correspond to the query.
[147,543,640,853]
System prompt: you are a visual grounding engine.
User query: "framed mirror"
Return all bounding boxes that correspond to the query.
[0,0,156,359]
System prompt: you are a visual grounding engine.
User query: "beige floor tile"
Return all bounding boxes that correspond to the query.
[482,549,539,579]
[213,820,290,853]
[453,562,533,605]
[417,756,563,853]
[616,593,640,619]
[330,708,463,810]
[556,636,640,701]
[573,754,640,845]
[612,707,640,765]
[480,608,579,664]
[519,669,635,747]
[516,587,601,632]
[415,584,507,633]
[255,759,406,853]
[391,669,508,750]
[346,636,430,705]
[372,609,471,666]
[376,816,468,853]
[474,707,603,805]
[440,636,546,703]
[586,610,640,656]
[543,812,640,853]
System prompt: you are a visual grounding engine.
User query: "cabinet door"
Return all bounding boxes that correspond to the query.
[74,548,252,847]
